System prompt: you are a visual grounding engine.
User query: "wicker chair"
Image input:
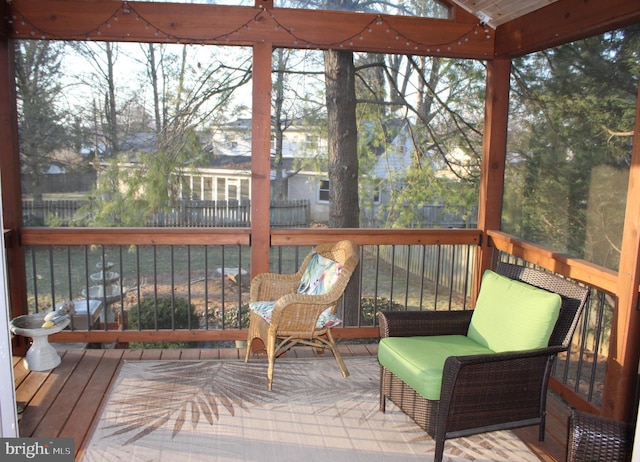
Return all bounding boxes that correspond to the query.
[567,409,633,462]
[244,240,360,390]
[378,262,590,462]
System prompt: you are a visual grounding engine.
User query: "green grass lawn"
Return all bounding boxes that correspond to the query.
[25,243,471,323]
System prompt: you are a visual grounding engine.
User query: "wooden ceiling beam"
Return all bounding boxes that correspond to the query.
[495,0,640,57]
[7,0,494,59]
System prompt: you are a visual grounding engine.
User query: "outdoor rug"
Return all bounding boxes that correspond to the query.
[82,357,540,461]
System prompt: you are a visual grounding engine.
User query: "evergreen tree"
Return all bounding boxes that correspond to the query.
[507,25,639,269]
[15,41,69,207]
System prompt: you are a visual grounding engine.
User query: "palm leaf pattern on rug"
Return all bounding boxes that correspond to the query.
[97,358,379,446]
[87,358,541,461]
[101,360,286,444]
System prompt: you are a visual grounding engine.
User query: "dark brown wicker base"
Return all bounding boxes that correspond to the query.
[567,409,632,462]
[380,365,438,436]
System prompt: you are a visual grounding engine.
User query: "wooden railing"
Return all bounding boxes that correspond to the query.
[487,230,618,294]
[17,228,481,344]
[10,226,629,413]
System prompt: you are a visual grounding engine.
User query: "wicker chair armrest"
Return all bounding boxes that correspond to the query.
[443,346,566,372]
[377,310,474,338]
[273,292,337,310]
[442,346,567,382]
[250,272,301,301]
[435,348,565,432]
[269,292,338,333]
[567,410,633,462]
[450,346,567,366]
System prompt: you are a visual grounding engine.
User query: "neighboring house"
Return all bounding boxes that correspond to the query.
[365,123,477,228]
[103,119,330,223]
[207,118,331,223]
[210,118,324,159]
[370,128,415,203]
[105,118,475,227]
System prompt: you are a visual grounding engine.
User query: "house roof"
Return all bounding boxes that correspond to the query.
[371,132,414,181]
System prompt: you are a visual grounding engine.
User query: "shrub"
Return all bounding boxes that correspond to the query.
[128,297,199,349]
[222,304,250,329]
[360,296,405,325]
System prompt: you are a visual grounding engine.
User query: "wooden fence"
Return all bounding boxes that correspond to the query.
[361,204,478,229]
[23,199,86,226]
[22,199,311,228]
[376,243,477,298]
[22,172,97,194]
[23,199,475,232]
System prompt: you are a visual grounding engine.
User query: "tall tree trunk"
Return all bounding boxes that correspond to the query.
[416,56,440,123]
[176,46,187,116]
[325,49,359,228]
[105,43,119,155]
[147,44,162,136]
[325,49,360,326]
[272,49,287,200]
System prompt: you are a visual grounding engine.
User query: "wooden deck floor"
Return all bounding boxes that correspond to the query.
[13,345,570,461]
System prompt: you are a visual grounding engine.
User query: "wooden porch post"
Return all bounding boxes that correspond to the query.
[0,23,29,355]
[601,84,640,422]
[475,58,511,298]
[250,41,272,278]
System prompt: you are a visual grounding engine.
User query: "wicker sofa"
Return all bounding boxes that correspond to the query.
[377,262,590,462]
[567,409,633,462]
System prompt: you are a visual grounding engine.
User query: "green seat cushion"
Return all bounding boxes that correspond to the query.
[467,270,562,352]
[378,335,494,400]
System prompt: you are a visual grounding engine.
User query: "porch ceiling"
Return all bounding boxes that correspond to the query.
[451,0,558,28]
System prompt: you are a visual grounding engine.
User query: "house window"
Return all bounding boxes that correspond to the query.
[241,179,250,200]
[180,177,190,200]
[372,186,381,203]
[191,176,202,200]
[225,134,237,149]
[318,179,330,202]
[203,177,213,200]
[361,183,381,204]
[212,177,250,201]
[305,134,319,150]
[228,183,238,200]
[216,178,226,201]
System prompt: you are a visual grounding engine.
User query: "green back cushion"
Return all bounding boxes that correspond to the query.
[378,335,494,400]
[467,270,562,352]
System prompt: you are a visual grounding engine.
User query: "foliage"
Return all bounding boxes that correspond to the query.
[360,296,405,325]
[354,54,484,228]
[66,43,252,227]
[278,48,485,230]
[15,41,71,202]
[128,297,199,349]
[18,18,635,261]
[222,304,250,329]
[79,131,204,227]
[505,24,639,270]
